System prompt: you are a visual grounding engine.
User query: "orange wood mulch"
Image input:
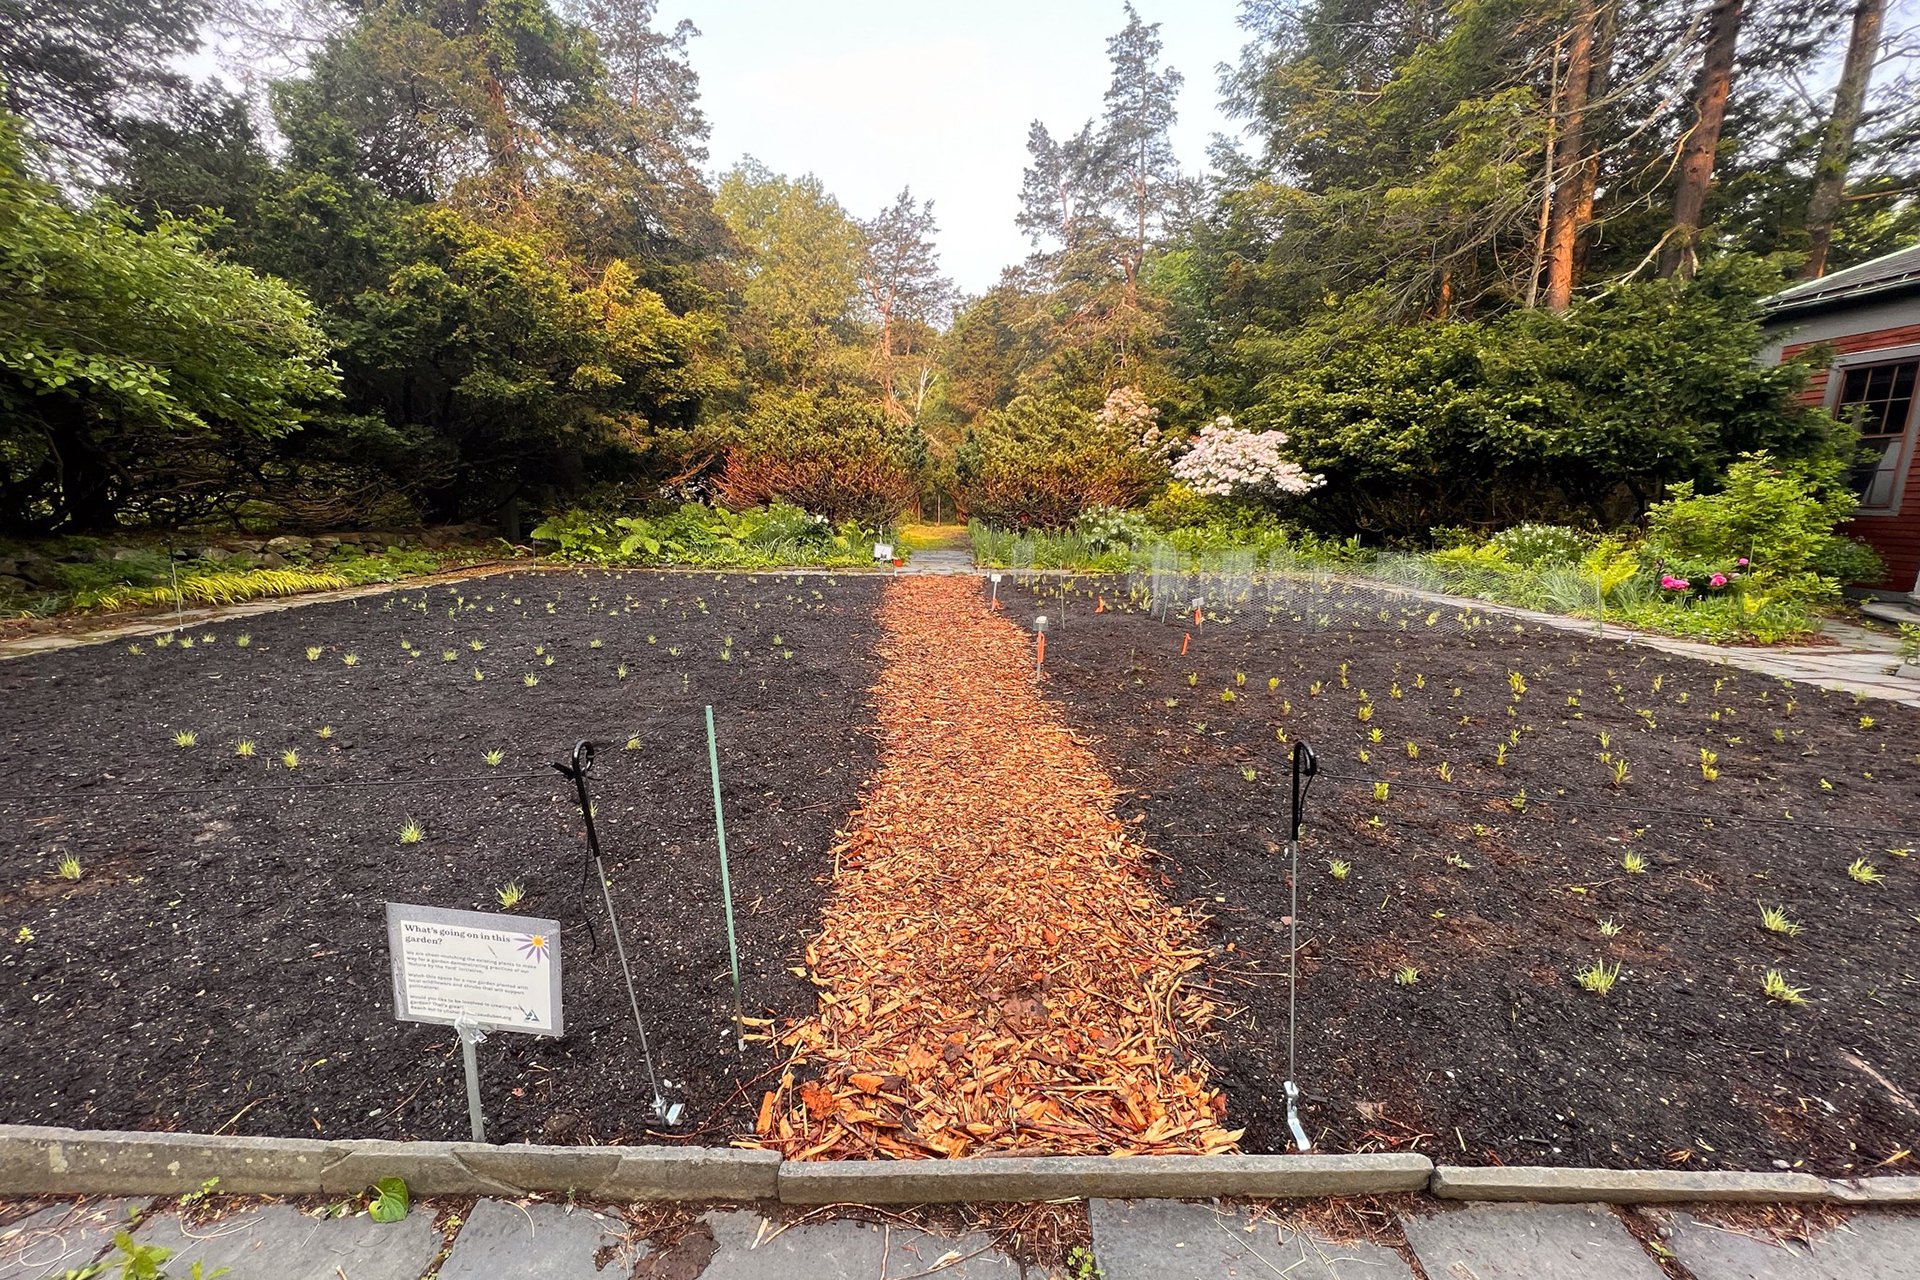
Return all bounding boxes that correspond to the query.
[753,575,1239,1160]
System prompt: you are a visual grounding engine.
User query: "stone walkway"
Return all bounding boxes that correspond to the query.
[6,1195,1918,1278]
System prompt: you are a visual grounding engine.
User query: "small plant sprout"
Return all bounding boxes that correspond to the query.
[469,639,485,651]
[306,646,323,661]
[235,739,256,757]
[1760,905,1802,937]
[55,854,82,881]
[589,638,603,649]
[1576,959,1621,997]
[1699,748,1719,782]
[483,749,505,767]
[1763,969,1808,1005]
[523,673,539,687]
[1608,757,1630,789]
[1268,676,1280,693]
[1599,917,1623,938]
[398,819,425,845]
[126,643,142,655]
[1848,858,1885,885]
[1373,781,1390,801]
[316,724,334,740]
[1494,743,1508,766]
[1622,851,1647,874]
[1393,966,1419,987]
[235,634,251,648]
[624,736,641,750]
[533,645,546,657]
[472,667,485,682]
[497,882,525,908]
[1405,741,1419,759]
[281,749,299,769]
[442,650,457,662]
[1328,859,1351,881]
[1235,671,1246,687]
[341,653,360,667]
[616,664,629,679]
[173,730,197,748]
[1436,761,1454,783]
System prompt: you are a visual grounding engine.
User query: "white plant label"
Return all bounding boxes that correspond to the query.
[386,902,563,1036]
[873,542,894,559]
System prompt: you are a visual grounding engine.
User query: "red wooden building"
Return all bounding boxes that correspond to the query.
[1762,243,1920,603]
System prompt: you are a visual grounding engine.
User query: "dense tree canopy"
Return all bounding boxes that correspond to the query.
[0,0,1913,537]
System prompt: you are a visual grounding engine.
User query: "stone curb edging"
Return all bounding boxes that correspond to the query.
[2,1127,1913,1206]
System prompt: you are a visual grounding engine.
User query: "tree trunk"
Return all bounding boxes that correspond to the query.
[1525,33,1563,308]
[1571,1,1617,283]
[1543,2,1601,311]
[1802,0,1885,278]
[1659,0,1744,280]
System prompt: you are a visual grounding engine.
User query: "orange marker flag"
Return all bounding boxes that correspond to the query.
[1096,597,1107,614]
[1180,632,1190,655]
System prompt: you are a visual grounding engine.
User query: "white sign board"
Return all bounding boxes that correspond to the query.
[873,542,894,560]
[386,902,563,1037]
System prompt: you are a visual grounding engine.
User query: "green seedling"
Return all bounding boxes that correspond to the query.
[1328,859,1351,880]
[316,725,333,740]
[173,730,197,748]
[1598,917,1623,938]
[1848,858,1884,885]
[1576,959,1621,997]
[523,674,539,687]
[483,749,505,767]
[55,854,82,881]
[281,749,299,769]
[1393,966,1419,987]
[1759,905,1801,937]
[1622,851,1647,875]
[235,740,256,757]
[1763,969,1808,1005]
[398,819,425,845]
[306,647,322,661]
[497,883,525,909]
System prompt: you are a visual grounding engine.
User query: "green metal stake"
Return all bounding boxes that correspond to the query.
[706,705,746,1050]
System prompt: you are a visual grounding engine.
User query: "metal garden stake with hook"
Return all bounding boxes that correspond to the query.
[1285,739,1319,1153]
[552,739,680,1125]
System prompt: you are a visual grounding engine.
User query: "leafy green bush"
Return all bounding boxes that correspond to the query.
[1249,258,1850,539]
[1489,523,1590,567]
[1646,451,1878,603]
[531,503,877,568]
[1077,506,1152,551]
[956,394,1166,527]
[712,392,925,527]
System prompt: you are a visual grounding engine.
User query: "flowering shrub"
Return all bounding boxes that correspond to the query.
[1170,419,1323,500]
[1077,505,1152,551]
[1489,523,1590,567]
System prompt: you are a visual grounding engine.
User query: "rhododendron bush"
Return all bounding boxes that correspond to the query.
[1170,418,1323,500]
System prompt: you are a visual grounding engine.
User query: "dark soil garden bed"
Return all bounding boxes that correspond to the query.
[0,569,882,1146]
[1008,574,1920,1176]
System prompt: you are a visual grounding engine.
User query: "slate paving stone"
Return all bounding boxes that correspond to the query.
[131,1204,439,1280]
[0,1199,148,1280]
[1089,1198,1417,1279]
[699,1208,1022,1279]
[438,1199,642,1279]
[1398,1202,1665,1280]
[1651,1209,1920,1280]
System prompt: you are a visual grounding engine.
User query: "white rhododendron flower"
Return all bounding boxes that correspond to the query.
[1171,421,1324,498]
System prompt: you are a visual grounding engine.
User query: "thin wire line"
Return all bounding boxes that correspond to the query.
[0,771,554,806]
[1309,769,1920,840]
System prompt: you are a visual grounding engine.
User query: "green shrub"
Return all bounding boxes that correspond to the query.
[1489,523,1591,567]
[531,502,875,568]
[1077,505,1152,551]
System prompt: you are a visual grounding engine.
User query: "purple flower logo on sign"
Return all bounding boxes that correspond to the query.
[516,933,549,963]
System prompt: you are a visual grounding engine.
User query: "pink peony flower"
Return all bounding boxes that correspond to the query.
[1736,558,1749,566]
[1709,573,1728,588]
[1661,575,1690,590]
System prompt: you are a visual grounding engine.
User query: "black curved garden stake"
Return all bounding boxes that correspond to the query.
[1285,739,1319,1153]
[553,739,675,1124]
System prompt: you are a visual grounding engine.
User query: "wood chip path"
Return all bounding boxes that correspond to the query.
[754,575,1238,1159]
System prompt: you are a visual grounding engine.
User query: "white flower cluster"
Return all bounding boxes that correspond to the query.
[1171,419,1324,498]
[1098,386,1174,460]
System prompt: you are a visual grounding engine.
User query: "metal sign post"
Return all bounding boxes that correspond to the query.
[552,740,680,1125]
[386,902,563,1145]
[1285,740,1319,1153]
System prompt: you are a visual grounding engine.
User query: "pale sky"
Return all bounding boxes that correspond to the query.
[653,1,1252,296]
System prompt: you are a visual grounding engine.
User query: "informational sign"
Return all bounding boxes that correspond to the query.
[873,542,894,560]
[386,903,562,1037]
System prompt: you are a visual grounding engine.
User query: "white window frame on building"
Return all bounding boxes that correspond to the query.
[1824,342,1920,516]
